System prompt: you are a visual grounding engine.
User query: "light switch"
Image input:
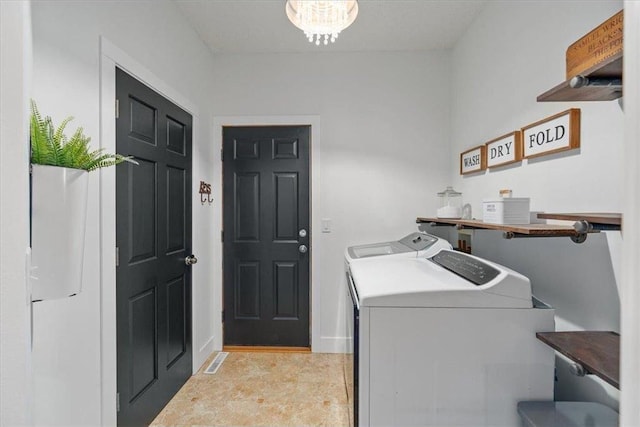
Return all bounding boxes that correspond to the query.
[321,218,332,233]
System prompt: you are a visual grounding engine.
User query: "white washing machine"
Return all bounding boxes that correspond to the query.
[343,231,451,425]
[345,232,452,266]
[345,249,555,427]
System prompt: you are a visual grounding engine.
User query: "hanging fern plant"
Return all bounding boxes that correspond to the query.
[30,100,137,171]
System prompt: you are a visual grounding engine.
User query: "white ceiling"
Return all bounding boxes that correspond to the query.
[174,0,487,54]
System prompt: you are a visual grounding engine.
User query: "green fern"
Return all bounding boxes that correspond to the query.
[30,100,137,171]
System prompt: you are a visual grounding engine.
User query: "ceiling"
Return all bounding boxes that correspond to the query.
[174,0,487,54]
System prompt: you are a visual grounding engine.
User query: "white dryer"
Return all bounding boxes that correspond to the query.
[345,249,555,427]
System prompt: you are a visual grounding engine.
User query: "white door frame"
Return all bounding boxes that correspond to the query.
[212,115,321,352]
[99,37,201,426]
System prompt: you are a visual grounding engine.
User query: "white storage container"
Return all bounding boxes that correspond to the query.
[483,198,530,224]
[436,186,463,219]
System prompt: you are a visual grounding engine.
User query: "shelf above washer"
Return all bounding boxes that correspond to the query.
[416,217,580,238]
[537,52,623,102]
[536,212,621,231]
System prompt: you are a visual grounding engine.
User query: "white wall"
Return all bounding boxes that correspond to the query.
[0,1,32,426]
[449,0,623,408]
[211,51,452,352]
[30,1,217,425]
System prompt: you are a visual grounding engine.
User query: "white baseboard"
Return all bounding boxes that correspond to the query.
[194,336,215,373]
[199,335,350,355]
[314,336,351,354]
[196,335,351,355]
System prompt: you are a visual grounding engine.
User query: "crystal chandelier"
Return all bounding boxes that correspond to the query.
[285,0,359,46]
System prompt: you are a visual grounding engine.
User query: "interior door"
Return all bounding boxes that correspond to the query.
[222,125,310,347]
[116,68,193,426]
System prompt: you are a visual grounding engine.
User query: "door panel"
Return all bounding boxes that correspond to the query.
[129,287,157,399]
[166,116,186,155]
[166,276,186,367]
[236,261,261,319]
[235,173,260,241]
[223,126,310,347]
[166,166,186,253]
[274,173,298,241]
[234,138,261,159]
[129,97,157,145]
[274,262,298,319]
[129,159,157,263]
[273,138,298,159]
[116,68,193,427]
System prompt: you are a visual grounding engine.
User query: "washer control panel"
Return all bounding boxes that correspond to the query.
[430,250,500,286]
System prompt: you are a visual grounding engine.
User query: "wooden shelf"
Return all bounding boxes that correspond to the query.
[536,331,620,389]
[537,212,621,227]
[416,217,580,238]
[537,52,623,102]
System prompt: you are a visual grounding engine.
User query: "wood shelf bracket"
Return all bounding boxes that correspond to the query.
[573,219,621,233]
[500,229,591,243]
[570,231,589,244]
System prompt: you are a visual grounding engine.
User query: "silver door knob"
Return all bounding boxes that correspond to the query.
[298,245,308,254]
[299,229,307,238]
[185,255,198,265]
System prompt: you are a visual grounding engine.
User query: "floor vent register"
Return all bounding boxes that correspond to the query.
[204,351,229,375]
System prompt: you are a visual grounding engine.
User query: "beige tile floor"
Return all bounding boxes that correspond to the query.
[150,351,350,427]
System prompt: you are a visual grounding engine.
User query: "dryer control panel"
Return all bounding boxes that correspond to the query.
[430,250,500,286]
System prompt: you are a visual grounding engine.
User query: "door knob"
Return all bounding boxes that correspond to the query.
[185,255,198,266]
[299,245,308,254]
[299,229,307,238]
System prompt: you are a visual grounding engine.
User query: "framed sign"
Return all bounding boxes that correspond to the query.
[485,131,523,168]
[522,109,581,159]
[460,145,486,175]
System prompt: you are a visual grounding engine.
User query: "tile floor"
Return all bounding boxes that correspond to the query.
[150,351,350,427]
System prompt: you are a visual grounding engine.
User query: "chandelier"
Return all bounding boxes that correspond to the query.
[285,0,359,46]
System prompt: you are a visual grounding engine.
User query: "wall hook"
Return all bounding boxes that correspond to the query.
[199,181,213,205]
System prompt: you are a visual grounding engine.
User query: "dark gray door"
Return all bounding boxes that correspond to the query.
[116,68,193,426]
[223,126,310,347]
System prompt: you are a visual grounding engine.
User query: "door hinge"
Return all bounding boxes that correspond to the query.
[115,247,119,267]
[221,230,224,242]
[220,148,223,162]
[222,310,225,323]
[115,99,120,119]
[116,392,120,412]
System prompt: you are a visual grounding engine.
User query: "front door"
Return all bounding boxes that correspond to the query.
[116,68,193,426]
[222,126,310,347]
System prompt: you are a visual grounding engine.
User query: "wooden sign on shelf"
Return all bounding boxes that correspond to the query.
[522,109,580,160]
[460,145,486,175]
[566,10,623,80]
[485,131,523,169]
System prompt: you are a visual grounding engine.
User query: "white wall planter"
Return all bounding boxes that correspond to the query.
[30,164,89,301]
